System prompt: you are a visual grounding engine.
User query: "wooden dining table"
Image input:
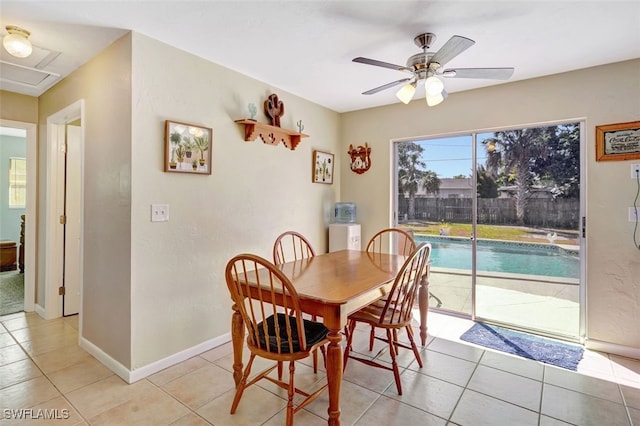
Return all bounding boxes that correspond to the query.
[230,249,431,425]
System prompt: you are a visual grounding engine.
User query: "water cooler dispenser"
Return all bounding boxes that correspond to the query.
[329,203,361,252]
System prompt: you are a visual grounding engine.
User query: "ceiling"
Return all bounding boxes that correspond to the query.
[1,1,639,113]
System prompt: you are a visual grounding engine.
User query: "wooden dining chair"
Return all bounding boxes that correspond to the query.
[343,242,431,395]
[225,254,329,426]
[364,228,416,350]
[272,230,324,373]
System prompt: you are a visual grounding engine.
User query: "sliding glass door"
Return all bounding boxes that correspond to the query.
[394,122,582,340]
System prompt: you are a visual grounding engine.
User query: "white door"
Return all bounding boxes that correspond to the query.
[63,125,81,315]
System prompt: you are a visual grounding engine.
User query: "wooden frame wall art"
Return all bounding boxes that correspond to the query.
[164,120,212,174]
[312,150,334,184]
[595,121,640,162]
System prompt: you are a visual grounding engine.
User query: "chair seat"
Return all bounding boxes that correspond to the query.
[348,304,407,327]
[259,313,329,353]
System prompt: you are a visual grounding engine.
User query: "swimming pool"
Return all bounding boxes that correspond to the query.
[414,235,580,279]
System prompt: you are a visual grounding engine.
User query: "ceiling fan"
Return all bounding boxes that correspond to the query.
[353,32,514,106]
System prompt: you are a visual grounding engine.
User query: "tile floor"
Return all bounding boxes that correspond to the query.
[1,310,639,425]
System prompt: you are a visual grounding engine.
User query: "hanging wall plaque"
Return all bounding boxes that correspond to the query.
[348,143,371,174]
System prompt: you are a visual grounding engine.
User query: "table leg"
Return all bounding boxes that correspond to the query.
[326,329,343,426]
[418,273,429,347]
[231,303,244,387]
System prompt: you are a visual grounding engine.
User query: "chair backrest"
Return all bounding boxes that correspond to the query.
[366,228,416,256]
[273,231,316,265]
[378,242,431,326]
[226,254,309,354]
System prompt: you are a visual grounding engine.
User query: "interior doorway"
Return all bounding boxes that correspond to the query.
[44,100,84,319]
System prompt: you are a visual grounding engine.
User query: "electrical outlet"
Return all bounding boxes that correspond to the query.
[630,207,639,222]
[151,204,169,222]
[632,163,640,179]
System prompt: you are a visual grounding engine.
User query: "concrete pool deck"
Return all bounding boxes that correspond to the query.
[427,268,580,339]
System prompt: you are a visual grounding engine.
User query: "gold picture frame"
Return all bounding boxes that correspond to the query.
[312,150,334,184]
[164,120,213,174]
[595,121,640,162]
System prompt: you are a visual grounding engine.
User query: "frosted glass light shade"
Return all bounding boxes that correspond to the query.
[3,26,32,58]
[395,83,416,104]
[426,92,444,107]
[424,76,444,96]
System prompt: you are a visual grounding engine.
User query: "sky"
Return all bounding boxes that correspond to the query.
[414,133,493,178]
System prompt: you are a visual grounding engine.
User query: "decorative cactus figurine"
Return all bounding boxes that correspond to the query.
[296,120,304,133]
[248,103,257,120]
[264,93,284,127]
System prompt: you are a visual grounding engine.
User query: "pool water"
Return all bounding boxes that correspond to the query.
[414,236,580,279]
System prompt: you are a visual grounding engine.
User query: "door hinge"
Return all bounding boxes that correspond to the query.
[58,286,65,295]
[59,215,66,224]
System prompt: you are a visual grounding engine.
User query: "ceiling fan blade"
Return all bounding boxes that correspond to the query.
[429,35,475,67]
[442,67,515,80]
[362,78,412,95]
[353,57,412,73]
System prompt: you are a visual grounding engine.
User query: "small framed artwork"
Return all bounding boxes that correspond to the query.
[164,120,213,174]
[312,150,334,184]
[595,121,640,162]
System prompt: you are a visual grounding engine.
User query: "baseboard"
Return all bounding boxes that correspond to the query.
[585,338,640,360]
[80,332,232,384]
[34,304,46,318]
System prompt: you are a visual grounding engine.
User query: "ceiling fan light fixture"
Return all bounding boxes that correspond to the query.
[424,76,444,96]
[426,92,444,107]
[395,82,416,104]
[3,25,32,58]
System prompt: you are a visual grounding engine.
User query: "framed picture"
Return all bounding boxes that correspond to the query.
[312,150,334,184]
[595,121,640,162]
[164,120,213,174]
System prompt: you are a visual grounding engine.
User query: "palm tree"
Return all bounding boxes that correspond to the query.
[398,142,440,220]
[483,128,551,223]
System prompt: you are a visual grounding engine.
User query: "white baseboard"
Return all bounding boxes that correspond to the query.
[80,333,232,384]
[34,304,46,318]
[585,338,640,360]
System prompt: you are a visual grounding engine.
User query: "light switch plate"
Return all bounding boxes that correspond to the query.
[151,204,169,222]
[630,207,639,222]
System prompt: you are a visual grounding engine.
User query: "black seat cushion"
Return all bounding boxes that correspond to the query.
[258,313,329,353]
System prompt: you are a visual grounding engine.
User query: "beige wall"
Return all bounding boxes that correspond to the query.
[0,90,38,123]
[129,34,340,368]
[38,34,133,367]
[340,59,640,353]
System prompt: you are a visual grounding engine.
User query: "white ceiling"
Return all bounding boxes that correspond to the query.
[1,1,639,113]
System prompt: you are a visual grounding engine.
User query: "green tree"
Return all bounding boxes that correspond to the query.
[398,142,440,220]
[476,164,499,198]
[483,128,551,223]
[532,123,580,198]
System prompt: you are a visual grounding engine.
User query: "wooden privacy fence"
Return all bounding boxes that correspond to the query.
[399,197,580,229]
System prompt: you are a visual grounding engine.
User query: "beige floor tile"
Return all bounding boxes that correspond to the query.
[426,337,484,362]
[263,407,326,426]
[197,385,286,425]
[147,356,211,387]
[539,415,573,425]
[0,358,43,388]
[31,344,92,374]
[383,369,464,419]
[342,355,396,393]
[0,376,61,409]
[200,341,233,363]
[10,320,72,343]
[544,364,623,403]
[610,354,640,386]
[467,364,542,411]
[411,349,476,386]
[541,383,630,426]
[355,395,446,425]
[65,375,150,419]
[88,386,189,426]
[46,355,114,393]
[305,379,378,424]
[451,389,538,426]
[162,363,236,410]
[0,343,29,366]
[63,315,79,330]
[0,331,17,349]
[480,349,544,381]
[19,331,78,357]
[1,313,52,332]
[169,412,212,426]
[629,407,640,425]
[621,383,640,409]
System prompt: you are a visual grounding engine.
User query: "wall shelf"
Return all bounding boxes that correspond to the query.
[235,119,308,151]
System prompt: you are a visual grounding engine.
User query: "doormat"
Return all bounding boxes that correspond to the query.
[0,271,24,316]
[460,323,583,371]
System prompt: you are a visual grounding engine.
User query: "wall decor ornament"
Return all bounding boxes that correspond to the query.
[348,143,372,174]
[313,150,334,184]
[164,120,212,174]
[264,93,284,127]
[595,121,640,161]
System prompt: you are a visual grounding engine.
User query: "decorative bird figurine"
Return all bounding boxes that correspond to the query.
[546,232,557,244]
